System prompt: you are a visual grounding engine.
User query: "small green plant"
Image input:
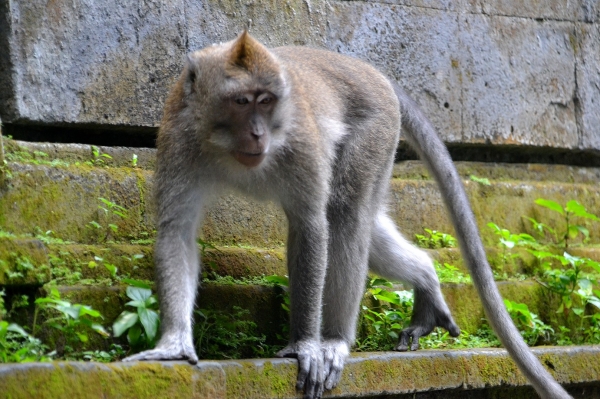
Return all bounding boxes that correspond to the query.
[528,250,600,343]
[415,229,456,249]
[34,228,71,245]
[0,228,15,239]
[88,197,128,242]
[130,231,155,245]
[3,253,35,281]
[265,274,290,312]
[194,306,271,359]
[88,146,113,166]
[0,321,50,363]
[535,252,600,314]
[0,290,50,363]
[356,278,414,351]
[0,161,11,181]
[534,199,598,248]
[131,153,138,168]
[33,288,108,357]
[487,222,536,267]
[434,261,471,284]
[87,254,126,281]
[264,274,291,343]
[5,145,69,168]
[469,175,491,186]
[99,197,127,229]
[0,290,52,363]
[421,323,501,350]
[82,344,126,362]
[46,252,82,285]
[112,280,160,352]
[504,299,553,345]
[198,239,221,278]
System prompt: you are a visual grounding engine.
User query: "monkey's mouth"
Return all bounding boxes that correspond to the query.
[232,151,266,168]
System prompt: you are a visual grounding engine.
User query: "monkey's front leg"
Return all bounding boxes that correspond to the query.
[276,210,329,399]
[123,184,204,364]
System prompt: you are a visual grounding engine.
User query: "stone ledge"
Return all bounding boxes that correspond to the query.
[3,160,600,247]
[1,346,599,398]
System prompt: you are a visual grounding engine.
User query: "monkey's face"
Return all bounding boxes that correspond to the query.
[183,32,289,169]
[220,90,277,167]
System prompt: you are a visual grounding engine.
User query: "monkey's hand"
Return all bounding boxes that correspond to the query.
[322,339,349,390]
[276,340,324,399]
[122,334,198,364]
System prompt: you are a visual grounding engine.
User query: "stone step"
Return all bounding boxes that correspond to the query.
[12,139,600,183]
[1,347,599,398]
[3,139,600,248]
[3,236,600,287]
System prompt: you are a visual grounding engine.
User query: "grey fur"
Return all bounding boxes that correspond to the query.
[123,33,571,399]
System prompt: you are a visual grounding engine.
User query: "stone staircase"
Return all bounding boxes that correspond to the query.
[2,137,600,398]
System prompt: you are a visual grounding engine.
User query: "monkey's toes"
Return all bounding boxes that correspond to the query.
[122,347,199,364]
[395,327,426,351]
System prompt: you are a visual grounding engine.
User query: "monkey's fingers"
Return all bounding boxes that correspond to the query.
[301,354,323,399]
[322,340,349,390]
[275,345,297,358]
[122,347,199,364]
[277,341,324,399]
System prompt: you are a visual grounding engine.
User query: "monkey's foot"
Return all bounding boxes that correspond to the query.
[277,340,324,399]
[322,340,349,390]
[122,339,198,364]
[395,314,460,352]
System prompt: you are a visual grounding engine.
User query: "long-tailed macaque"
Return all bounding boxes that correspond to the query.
[124,32,571,399]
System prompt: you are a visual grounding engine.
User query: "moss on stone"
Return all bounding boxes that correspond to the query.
[202,247,286,279]
[224,360,297,398]
[0,237,50,285]
[2,347,600,398]
[45,243,154,283]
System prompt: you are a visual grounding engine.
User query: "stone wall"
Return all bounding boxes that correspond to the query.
[0,0,598,151]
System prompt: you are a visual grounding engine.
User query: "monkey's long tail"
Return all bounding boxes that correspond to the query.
[392,83,572,399]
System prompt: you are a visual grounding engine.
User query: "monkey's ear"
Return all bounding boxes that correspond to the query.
[184,53,198,94]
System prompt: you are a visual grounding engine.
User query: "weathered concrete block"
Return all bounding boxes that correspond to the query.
[458,15,578,148]
[184,0,329,50]
[576,22,600,150]
[328,2,463,142]
[0,163,153,243]
[470,0,590,22]
[3,0,187,127]
[0,0,328,128]
[338,0,462,12]
[1,0,598,151]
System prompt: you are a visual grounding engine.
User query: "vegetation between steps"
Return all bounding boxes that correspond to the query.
[1,136,600,365]
[1,193,599,364]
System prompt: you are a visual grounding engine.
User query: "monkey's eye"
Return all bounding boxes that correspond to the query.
[235,97,249,105]
[259,97,272,105]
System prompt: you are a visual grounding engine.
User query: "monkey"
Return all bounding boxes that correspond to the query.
[123,31,571,399]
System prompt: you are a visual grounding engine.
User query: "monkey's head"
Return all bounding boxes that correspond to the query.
[183,31,290,168]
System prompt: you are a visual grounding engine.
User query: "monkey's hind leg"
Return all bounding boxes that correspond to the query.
[368,213,460,351]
